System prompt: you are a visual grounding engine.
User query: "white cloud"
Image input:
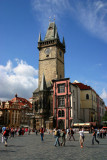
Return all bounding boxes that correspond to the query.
[32,0,69,31]
[72,0,107,43]
[32,0,107,43]
[101,88,107,99]
[0,59,38,101]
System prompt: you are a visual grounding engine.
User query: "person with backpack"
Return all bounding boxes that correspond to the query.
[92,127,99,145]
[54,128,60,146]
[3,127,9,147]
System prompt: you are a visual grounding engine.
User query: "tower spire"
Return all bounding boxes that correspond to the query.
[38,32,41,42]
[63,36,65,47]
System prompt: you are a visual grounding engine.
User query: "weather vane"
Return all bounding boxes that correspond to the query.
[54,15,55,21]
[49,16,56,23]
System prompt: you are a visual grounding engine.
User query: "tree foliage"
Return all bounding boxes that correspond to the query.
[102,111,107,121]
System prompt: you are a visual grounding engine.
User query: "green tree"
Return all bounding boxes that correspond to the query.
[102,111,107,121]
[102,111,107,126]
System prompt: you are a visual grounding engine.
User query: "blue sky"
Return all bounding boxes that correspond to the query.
[0,0,107,105]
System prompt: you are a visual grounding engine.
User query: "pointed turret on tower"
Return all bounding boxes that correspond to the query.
[62,36,65,48]
[38,33,41,42]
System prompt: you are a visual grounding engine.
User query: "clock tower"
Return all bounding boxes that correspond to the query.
[38,22,65,88]
[33,22,66,129]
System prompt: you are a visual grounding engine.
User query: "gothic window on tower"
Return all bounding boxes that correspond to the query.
[58,96,65,107]
[49,27,53,30]
[58,84,65,93]
[60,75,62,79]
[59,51,62,57]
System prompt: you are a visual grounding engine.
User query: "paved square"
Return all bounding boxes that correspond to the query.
[0,133,107,160]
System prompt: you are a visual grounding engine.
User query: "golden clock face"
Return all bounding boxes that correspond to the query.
[45,48,50,55]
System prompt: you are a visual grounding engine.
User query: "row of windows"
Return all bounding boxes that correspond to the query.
[57,85,100,103]
[86,94,98,102]
[57,94,99,107]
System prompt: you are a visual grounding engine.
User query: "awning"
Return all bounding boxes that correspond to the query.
[73,123,90,126]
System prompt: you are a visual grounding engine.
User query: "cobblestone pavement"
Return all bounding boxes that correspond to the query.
[0,133,107,160]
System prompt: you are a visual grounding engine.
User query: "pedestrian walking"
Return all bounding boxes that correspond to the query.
[60,129,66,146]
[28,128,31,135]
[79,128,84,148]
[92,128,99,145]
[54,128,60,146]
[69,128,75,141]
[97,128,100,138]
[3,127,9,147]
[66,128,69,139]
[35,129,38,135]
[2,134,4,143]
[40,127,44,141]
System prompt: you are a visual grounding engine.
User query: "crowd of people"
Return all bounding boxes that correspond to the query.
[96,128,107,138]
[0,126,107,148]
[52,127,107,148]
[1,127,33,146]
[53,127,79,147]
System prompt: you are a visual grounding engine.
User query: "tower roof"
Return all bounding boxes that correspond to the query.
[44,22,59,41]
[38,22,65,52]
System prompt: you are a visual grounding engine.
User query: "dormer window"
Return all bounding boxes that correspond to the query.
[49,27,53,30]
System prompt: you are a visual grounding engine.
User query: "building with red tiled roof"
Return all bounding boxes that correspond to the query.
[0,94,33,128]
[73,81,106,125]
[73,82,92,90]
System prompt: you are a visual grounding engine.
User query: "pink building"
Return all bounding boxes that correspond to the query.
[52,78,72,129]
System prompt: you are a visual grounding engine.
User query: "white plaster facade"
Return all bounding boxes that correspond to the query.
[70,84,80,124]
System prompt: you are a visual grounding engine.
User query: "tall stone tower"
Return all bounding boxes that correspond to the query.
[38,22,65,88]
[33,22,66,129]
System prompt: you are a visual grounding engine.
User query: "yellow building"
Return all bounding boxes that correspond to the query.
[73,82,98,123]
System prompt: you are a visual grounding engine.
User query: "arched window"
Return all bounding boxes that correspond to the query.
[58,110,61,117]
[62,110,65,117]
[86,94,89,99]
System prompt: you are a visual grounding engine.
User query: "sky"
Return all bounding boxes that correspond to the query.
[0,0,107,105]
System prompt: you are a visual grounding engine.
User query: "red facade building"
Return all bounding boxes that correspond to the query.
[53,78,72,129]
